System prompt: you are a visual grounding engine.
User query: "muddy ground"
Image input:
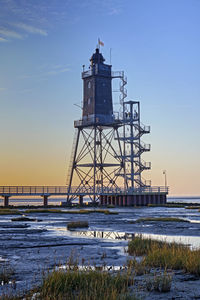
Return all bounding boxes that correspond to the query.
[1,206,200,299]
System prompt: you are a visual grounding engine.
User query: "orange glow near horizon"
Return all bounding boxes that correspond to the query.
[0,147,200,196]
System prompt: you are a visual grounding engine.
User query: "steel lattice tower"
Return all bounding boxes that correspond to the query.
[66,48,125,202]
[67,48,151,203]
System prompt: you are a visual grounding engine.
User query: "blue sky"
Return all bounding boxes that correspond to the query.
[0,0,200,195]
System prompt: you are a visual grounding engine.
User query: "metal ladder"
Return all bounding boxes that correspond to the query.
[66,128,78,186]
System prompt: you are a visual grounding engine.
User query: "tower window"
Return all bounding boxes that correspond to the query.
[88,98,91,105]
[88,81,91,88]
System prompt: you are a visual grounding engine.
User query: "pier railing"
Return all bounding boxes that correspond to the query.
[0,185,169,196]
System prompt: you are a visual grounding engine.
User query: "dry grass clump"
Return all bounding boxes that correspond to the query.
[185,206,200,209]
[102,210,118,215]
[39,268,134,300]
[135,217,189,223]
[127,259,149,276]
[77,209,118,215]
[25,209,63,214]
[0,208,21,215]
[24,208,118,215]
[0,263,14,285]
[67,221,89,229]
[128,237,167,256]
[145,271,172,293]
[128,236,200,276]
[147,204,185,208]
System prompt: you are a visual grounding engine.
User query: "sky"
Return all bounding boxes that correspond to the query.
[0,0,200,196]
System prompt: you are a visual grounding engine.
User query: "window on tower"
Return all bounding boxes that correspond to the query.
[88,81,91,88]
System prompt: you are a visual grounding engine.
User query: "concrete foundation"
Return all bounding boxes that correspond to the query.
[79,195,83,206]
[100,193,166,207]
[43,195,49,206]
[4,195,9,207]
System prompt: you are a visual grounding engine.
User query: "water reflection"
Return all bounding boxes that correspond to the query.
[70,230,135,241]
[70,230,200,249]
[141,233,200,249]
[58,264,125,272]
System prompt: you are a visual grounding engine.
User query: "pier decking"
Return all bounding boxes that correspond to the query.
[0,186,168,207]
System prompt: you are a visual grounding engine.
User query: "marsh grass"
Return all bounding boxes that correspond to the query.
[39,268,133,300]
[67,221,89,229]
[128,237,168,256]
[135,217,189,223]
[185,206,200,209]
[147,204,185,208]
[24,209,118,215]
[145,271,172,293]
[0,263,14,285]
[25,209,68,214]
[0,208,21,215]
[27,254,138,299]
[127,259,149,276]
[128,236,200,276]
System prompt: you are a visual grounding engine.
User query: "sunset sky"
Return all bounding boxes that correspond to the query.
[0,0,200,195]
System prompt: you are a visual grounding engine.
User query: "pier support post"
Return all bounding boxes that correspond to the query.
[127,195,132,206]
[99,195,103,206]
[116,196,119,206]
[111,196,116,206]
[119,196,123,206]
[147,195,150,206]
[4,195,9,207]
[132,195,137,206]
[163,194,167,204]
[138,194,141,206]
[123,196,127,207]
[153,194,156,205]
[43,195,49,207]
[79,195,83,206]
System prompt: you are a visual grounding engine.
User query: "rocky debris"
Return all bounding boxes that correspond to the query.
[11,216,41,222]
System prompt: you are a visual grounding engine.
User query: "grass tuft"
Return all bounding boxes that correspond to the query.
[128,236,200,276]
[135,217,189,223]
[0,208,21,215]
[145,271,172,293]
[25,209,65,214]
[67,221,89,229]
[147,204,185,208]
[185,206,200,209]
[24,208,118,215]
[40,268,133,300]
[0,263,14,285]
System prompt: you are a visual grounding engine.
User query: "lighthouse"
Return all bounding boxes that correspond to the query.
[82,48,114,125]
